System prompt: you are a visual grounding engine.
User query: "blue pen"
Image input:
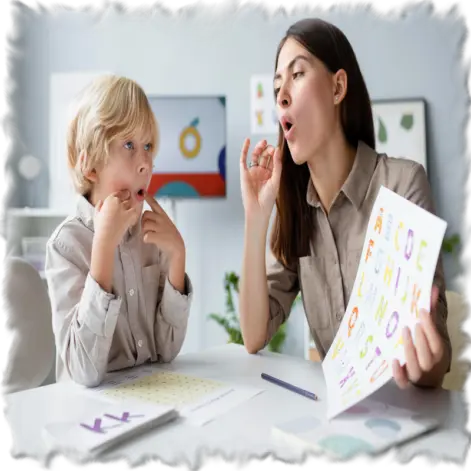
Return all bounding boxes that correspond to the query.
[261,373,318,401]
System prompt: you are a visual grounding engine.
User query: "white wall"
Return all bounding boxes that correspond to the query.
[8,5,467,356]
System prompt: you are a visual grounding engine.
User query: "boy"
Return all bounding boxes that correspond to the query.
[45,75,192,387]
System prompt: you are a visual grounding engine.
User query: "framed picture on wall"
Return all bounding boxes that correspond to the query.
[371,98,428,172]
[146,95,227,199]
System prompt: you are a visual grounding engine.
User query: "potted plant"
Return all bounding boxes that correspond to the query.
[208,271,301,353]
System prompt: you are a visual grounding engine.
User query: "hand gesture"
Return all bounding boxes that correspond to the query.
[239,138,282,222]
[94,190,140,248]
[141,192,185,260]
[392,286,448,388]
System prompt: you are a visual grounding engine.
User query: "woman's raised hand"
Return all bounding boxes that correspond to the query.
[239,138,282,223]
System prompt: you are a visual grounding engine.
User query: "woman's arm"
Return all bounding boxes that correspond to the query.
[240,217,300,354]
[239,218,271,353]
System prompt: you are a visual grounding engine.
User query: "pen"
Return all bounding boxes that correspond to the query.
[261,373,318,401]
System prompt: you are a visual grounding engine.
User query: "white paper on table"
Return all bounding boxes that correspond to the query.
[250,74,278,135]
[41,398,177,460]
[83,365,263,427]
[322,185,447,419]
[272,398,439,460]
[178,385,263,426]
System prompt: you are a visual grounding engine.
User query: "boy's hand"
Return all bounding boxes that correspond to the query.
[141,192,185,260]
[94,190,140,248]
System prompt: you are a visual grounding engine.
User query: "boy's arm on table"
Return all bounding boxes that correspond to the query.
[46,238,121,387]
[152,251,193,363]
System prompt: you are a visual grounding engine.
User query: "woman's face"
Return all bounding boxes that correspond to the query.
[274,37,340,165]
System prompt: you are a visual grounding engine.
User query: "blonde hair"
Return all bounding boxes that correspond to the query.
[67,74,159,195]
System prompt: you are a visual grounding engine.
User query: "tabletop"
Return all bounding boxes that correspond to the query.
[3,344,469,469]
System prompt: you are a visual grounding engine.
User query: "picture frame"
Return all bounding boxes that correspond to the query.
[146,95,227,199]
[371,98,428,172]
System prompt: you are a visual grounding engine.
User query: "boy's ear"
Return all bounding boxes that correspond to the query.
[79,150,98,183]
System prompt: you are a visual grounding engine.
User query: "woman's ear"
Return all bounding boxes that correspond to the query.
[333,69,348,105]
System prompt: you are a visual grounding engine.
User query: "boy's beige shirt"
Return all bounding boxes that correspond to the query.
[45,195,192,387]
[264,141,452,369]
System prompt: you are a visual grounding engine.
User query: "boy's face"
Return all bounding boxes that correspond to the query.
[90,128,154,211]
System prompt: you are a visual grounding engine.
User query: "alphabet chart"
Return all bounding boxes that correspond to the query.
[322,186,447,419]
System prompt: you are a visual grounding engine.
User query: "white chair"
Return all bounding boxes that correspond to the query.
[2,257,56,393]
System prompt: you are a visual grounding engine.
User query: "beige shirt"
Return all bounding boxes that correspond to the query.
[45,195,193,387]
[264,141,451,368]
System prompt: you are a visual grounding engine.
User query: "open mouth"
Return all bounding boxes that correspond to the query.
[136,188,145,200]
[281,116,294,134]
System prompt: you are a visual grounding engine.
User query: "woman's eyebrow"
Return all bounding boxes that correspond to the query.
[274,54,311,82]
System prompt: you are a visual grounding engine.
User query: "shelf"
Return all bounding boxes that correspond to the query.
[7,208,69,218]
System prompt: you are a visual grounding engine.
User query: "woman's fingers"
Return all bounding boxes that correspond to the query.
[259,145,275,169]
[271,146,283,186]
[250,139,268,167]
[239,138,250,173]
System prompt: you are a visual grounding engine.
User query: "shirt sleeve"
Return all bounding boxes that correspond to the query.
[45,237,122,387]
[262,251,300,349]
[403,163,452,373]
[152,262,193,363]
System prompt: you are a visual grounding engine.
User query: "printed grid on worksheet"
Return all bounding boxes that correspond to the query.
[102,371,226,406]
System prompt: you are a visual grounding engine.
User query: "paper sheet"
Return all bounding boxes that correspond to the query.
[273,398,439,460]
[322,186,447,419]
[90,367,263,426]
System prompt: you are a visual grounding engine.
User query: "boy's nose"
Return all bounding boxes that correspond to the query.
[138,160,151,174]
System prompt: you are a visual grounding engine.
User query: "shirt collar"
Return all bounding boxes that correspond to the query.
[306,140,378,210]
[75,194,141,243]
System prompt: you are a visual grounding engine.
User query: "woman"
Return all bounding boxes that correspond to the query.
[239,18,451,389]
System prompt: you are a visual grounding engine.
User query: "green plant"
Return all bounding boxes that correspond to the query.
[208,271,301,353]
[442,233,468,293]
[442,233,461,259]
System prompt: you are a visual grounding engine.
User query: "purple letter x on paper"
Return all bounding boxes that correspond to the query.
[80,418,106,434]
[103,412,144,423]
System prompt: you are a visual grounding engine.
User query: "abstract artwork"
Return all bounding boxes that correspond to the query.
[147,96,227,199]
[371,98,428,171]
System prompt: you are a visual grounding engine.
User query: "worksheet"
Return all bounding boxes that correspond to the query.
[87,366,263,426]
[322,186,447,419]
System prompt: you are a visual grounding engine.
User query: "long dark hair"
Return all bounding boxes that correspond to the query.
[270,18,375,267]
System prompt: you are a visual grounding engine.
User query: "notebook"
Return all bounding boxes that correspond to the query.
[42,398,178,460]
[272,399,439,460]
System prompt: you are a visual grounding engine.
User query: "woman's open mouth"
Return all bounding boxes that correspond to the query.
[284,121,294,140]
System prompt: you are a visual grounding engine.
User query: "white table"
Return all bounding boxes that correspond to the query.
[5,344,470,465]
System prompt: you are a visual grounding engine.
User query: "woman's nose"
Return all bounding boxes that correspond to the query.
[277,85,291,108]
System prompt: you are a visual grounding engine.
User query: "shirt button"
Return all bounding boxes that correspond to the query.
[138,340,143,348]
[129,288,135,296]
[336,312,343,321]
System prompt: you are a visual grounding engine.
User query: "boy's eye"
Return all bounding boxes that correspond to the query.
[124,141,134,150]
[144,143,152,151]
